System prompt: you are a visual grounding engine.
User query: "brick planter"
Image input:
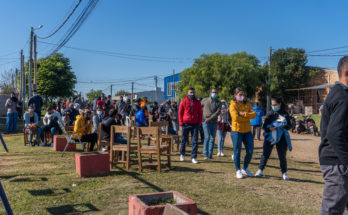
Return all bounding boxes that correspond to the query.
[75,152,110,177]
[129,191,197,215]
[54,135,76,151]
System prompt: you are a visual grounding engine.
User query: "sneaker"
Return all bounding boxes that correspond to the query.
[33,140,38,146]
[180,155,185,162]
[255,169,263,177]
[236,170,243,179]
[216,152,221,157]
[231,154,234,161]
[241,169,254,177]
[204,157,209,160]
[40,143,46,147]
[282,172,289,181]
[192,158,199,164]
[220,152,225,157]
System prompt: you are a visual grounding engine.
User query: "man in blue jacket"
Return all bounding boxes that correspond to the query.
[319,56,348,215]
[28,89,43,121]
[251,102,264,141]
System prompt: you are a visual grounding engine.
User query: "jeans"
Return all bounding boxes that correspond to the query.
[217,130,227,153]
[258,134,287,173]
[320,165,348,215]
[168,127,177,135]
[180,124,199,159]
[252,125,262,140]
[81,133,98,151]
[230,131,254,171]
[114,136,127,144]
[203,122,217,158]
[37,125,57,144]
[6,112,18,133]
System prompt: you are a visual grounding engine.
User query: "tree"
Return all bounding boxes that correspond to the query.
[0,70,16,94]
[35,53,76,100]
[177,52,263,101]
[115,90,130,96]
[87,89,103,103]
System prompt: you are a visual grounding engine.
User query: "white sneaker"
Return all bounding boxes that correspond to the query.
[204,157,209,160]
[241,169,254,177]
[255,169,263,177]
[192,158,199,164]
[236,170,243,179]
[101,147,108,152]
[231,154,234,161]
[282,172,289,181]
[180,155,185,162]
[220,152,225,157]
[216,152,221,157]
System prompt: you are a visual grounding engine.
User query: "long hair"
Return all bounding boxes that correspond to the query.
[271,97,287,111]
[233,87,246,103]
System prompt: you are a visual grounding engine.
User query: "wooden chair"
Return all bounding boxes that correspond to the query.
[137,127,171,173]
[149,121,180,152]
[97,123,108,150]
[23,121,38,146]
[110,125,137,170]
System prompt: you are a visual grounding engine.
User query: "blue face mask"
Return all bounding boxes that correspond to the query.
[34,94,37,97]
[272,106,280,112]
[189,94,195,99]
[211,93,217,99]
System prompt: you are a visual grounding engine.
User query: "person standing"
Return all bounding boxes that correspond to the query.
[319,56,348,215]
[201,88,221,159]
[251,102,264,141]
[28,89,43,121]
[255,97,292,180]
[229,88,256,179]
[217,100,230,157]
[178,88,203,164]
[5,92,20,134]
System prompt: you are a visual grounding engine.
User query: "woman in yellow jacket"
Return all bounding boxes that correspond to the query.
[74,109,97,151]
[229,88,256,179]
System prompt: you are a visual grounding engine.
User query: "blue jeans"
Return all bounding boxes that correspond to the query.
[230,131,254,171]
[37,125,56,144]
[6,112,18,133]
[114,136,127,144]
[217,130,227,153]
[202,122,217,158]
[180,124,199,159]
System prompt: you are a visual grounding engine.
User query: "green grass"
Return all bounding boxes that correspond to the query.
[293,114,321,128]
[0,134,324,214]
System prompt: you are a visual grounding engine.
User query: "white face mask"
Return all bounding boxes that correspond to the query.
[97,111,103,115]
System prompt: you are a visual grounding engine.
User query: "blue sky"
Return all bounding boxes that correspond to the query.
[0,0,346,96]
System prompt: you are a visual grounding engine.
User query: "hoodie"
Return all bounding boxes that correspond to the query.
[251,105,264,126]
[73,115,92,139]
[229,100,256,133]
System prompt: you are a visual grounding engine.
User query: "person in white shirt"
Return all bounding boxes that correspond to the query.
[36,107,62,146]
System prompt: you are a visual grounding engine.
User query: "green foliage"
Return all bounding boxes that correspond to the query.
[42,101,56,111]
[87,89,103,103]
[115,90,130,96]
[36,53,76,99]
[177,52,262,101]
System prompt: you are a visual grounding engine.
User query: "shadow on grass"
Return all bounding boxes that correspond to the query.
[265,164,321,173]
[9,177,48,183]
[28,188,71,196]
[46,203,98,214]
[257,175,323,185]
[0,175,17,180]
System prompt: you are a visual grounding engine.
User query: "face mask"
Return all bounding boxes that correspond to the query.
[272,106,280,112]
[211,93,217,99]
[236,95,244,102]
[29,109,34,113]
[189,94,195,99]
[97,111,103,115]
[34,94,37,96]
[222,105,226,109]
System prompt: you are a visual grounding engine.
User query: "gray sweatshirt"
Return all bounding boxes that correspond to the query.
[5,98,18,113]
[201,97,221,123]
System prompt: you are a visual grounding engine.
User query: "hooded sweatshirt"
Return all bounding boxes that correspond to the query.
[229,100,256,133]
[251,105,264,126]
[73,115,92,139]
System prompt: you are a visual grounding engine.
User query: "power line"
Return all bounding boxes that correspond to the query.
[308,45,348,54]
[37,0,82,39]
[38,41,193,63]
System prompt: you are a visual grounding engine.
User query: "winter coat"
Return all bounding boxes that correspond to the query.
[178,96,203,126]
[201,97,221,123]
[229,100,256,133]
[251,105,264,126]
[28,95,43,113]
[73,115,92,139]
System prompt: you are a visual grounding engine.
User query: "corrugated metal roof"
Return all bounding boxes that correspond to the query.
[301,84,335,89]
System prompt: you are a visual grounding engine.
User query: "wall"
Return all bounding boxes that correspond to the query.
[0,95,10,117]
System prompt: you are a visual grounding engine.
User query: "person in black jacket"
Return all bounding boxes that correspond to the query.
[28,89,43,121]
[255,97,292,180]
[319,56,348,215]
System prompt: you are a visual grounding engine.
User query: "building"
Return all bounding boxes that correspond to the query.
[285,67,338,114]
[164,73,180,102]
[112,87,165,104]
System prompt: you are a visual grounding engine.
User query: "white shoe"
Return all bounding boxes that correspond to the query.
[216,152,221,157]
[204,157,209,160]
[282,172,289,181]
[232,154,234,161]
[236,170,243,179]
[180,155,185,162]
[101,147,108,152]
[241,169,254,177]
[192,158,199,164]
[255,169,263,177]
[220,152,225,157]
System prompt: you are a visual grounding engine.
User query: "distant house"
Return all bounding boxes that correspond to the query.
[113,87,165,104]
[164,73,180,102]
[285,67,338,114]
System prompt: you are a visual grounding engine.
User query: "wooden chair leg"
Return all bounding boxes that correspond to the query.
[126,150,130,170]
[109,150,113,169]
[167,145,171,170]
[157,152,161,173]
[122,151,125,167]
[149,154,153,163]
[138,151,143,172]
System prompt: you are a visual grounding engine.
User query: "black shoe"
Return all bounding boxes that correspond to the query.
[33,140,38,146]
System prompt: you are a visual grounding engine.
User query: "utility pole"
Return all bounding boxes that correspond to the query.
[33,34,37,89]
[110,84,113,97]
[22,50,26,112]
[173,69,176,102]
[266,46,272,114]
[154,75,158,102]
[28,27,34,97]
[15,69,18,94]
[131,81,134,106]
[20,50,23,101]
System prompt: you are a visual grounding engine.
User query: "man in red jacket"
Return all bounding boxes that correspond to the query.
[179,88,203,164]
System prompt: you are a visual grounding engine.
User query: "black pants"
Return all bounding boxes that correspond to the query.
[81,133,98,151]
[258,134,288,173]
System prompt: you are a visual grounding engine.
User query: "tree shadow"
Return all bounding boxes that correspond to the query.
[9,177,48,183]
[28,188,71,196]
[46,203,99,214]
[265,164,321,173]
[257,175,324,185]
